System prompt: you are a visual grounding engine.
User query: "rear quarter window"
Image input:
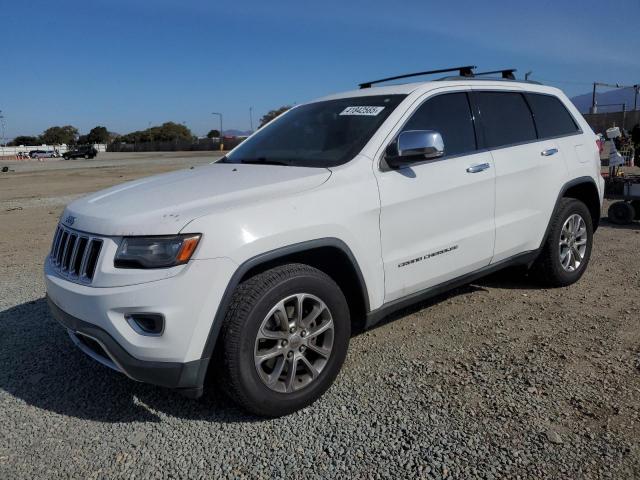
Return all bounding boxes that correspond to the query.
[525,93,580,139]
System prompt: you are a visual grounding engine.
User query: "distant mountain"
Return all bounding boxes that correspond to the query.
[571,87,638,114]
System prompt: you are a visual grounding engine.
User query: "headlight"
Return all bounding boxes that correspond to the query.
[114,234,201,269]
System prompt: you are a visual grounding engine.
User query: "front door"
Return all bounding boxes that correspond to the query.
[376,91,496,303]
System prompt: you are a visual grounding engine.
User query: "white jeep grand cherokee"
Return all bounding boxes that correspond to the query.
[45,67,604,416]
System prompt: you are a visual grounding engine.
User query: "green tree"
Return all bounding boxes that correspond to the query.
[206,129,220,138]
[119,122,194,143]
[154,122,193,141]
[86,126,110,144]
[8,135,40,146]
[41,125,78,145]
[259,106,291,128]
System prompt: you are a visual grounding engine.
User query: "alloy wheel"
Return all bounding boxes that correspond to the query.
[558,213,587,272]
[254,293,334,393]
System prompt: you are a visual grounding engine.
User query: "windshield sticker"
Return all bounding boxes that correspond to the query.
[339,106,385,116]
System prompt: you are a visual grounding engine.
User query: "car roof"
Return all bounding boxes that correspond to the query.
[313,79,564,103]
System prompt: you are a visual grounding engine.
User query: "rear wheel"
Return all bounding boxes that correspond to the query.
[220,263,350,416]
[532,198,593,287]
[631,201,640,220]
[608,201,635,225]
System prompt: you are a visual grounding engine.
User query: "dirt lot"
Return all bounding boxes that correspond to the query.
[0,153,639,479]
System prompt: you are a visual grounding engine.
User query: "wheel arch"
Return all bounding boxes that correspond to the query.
[534,176,600,264]
[199,238,370,365]
[559,177,601,231]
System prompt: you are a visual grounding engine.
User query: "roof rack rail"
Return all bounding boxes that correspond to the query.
[359,65,476,89]
[473,68,517,80]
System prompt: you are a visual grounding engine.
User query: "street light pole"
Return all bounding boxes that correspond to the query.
[211,112,223,151]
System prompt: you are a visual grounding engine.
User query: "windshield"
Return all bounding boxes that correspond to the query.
[223,94,406,167]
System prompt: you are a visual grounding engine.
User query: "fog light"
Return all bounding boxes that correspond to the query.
[125,313,164,336]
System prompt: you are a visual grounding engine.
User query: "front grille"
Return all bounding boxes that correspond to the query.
[50,224,103,283]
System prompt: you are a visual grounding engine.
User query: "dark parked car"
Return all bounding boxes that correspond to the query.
[63,146,98,160]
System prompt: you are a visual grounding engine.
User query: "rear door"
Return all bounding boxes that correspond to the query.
[472,88,567,262]
[376,89,496,302]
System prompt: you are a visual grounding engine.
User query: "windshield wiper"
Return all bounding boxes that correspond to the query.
[240,157,290,166]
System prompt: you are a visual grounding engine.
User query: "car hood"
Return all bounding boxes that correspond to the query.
[62,163,332,236]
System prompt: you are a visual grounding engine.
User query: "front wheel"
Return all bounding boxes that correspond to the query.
[532,198,593,287]
[220,263,350,416]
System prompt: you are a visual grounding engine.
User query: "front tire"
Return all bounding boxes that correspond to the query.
[220,263,350,416]
[532,198,593,287]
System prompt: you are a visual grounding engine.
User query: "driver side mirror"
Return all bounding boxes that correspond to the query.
[386,130,445,168]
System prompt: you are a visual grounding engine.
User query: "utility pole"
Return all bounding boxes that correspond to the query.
[0,110,5,148]
[634,85,639,111]
[211,112,223,151]
[249,107,254,132]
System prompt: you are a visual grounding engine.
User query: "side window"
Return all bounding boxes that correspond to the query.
[475,92,537,148]
[402,92,477,157]
[525,93,580,138]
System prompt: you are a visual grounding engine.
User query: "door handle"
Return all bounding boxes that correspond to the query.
[541,148,558,156]
[466,163,490,173]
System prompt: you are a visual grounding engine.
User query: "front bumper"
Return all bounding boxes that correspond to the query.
[45,255,239,395]
[48,297,207,397]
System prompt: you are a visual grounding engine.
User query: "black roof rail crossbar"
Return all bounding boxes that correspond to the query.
[473,69,517,80]
[359,65,476,89]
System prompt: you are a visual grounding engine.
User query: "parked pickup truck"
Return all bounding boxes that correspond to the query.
[45,67,604,416]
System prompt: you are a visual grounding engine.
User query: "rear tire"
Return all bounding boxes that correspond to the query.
[220,263,350,417]
[608,201,635,225]
[631,201,640,220]
[532,198,593,287]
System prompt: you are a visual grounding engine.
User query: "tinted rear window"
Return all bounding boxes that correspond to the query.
[475,92,537,148]
[402,92,477,157]
[526,93,580,138]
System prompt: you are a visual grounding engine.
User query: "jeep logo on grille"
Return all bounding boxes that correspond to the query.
[64,215,76,226]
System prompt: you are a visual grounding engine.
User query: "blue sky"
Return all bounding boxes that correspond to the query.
[2,0,639,139]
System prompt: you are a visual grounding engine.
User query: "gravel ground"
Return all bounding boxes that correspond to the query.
[1,154,639,479]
